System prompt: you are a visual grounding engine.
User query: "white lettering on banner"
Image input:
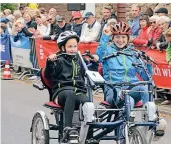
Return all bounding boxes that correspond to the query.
[153,65,161,76]
[153,65,171,77]
[162,68,171,77]
[39,44,44,60]
[0,45,5,52]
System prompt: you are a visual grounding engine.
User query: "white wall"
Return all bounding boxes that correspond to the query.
[82,3,95,17]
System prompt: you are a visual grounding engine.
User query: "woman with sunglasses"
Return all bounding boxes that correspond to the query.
[148,15,162,49]
[156,16,171,50]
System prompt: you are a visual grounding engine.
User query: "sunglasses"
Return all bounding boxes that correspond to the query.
[74,18,80,21]
[150,21,156,24]
[47,18,52,21]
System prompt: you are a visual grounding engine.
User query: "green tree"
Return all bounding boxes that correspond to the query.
[0,3,16,13]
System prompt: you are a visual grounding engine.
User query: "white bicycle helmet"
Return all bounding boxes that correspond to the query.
[57,31,79,50]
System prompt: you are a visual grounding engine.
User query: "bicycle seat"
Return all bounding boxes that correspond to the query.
[100,101,111,107]
[134,101,143,108]
[44,101,64,109]
[100,100,143,108]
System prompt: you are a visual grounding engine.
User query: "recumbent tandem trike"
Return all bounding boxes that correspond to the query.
[30,50,166,144]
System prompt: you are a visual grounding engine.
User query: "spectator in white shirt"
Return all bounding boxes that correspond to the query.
[35,15,48,36]
[42,15,51,35]
[80,12,101,43]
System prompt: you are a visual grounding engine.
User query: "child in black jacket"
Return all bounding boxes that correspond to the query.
[44,31,96,138]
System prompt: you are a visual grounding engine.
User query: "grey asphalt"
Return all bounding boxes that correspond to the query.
[1,80,171,144]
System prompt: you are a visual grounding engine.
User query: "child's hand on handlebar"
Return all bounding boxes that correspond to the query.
[92,54,99,62]
[48,54,57,61]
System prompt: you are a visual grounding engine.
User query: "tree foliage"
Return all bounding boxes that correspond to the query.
[0,3,16,12]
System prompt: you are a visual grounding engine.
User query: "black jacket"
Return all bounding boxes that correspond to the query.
[60,23,71,32]
[44,54,86,100]
[71,22,84,36]
[156,25,170,50]
[22,21,37,37]
[43,21,61,40]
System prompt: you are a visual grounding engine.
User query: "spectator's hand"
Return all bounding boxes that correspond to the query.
[148,26,153,32]
[28,28,34,33]
[129,37,134,43]
[48,54,57,61]
[20,23,25,29]
[50,35,55,40]
[0,28,4,35]
[169,61,171,66]
[92,54,99,62]
[34,30,40,35]
[103,26,112,36]
[156,42,160,50]
[151,46,156,49]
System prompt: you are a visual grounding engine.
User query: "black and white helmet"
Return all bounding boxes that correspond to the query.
[57,31,79,50]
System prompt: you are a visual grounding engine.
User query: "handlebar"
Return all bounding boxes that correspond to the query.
[104,81,152,90]
[102,51,133,60]
[48,50,95,62]
[132,49,157,65]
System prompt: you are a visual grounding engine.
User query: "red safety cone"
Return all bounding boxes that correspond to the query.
[1,60,13,80]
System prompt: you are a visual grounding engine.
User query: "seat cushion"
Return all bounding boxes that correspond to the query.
[44,101,63,109]
[100,100,143,108]
[100,101,111,107]
[134,101,143,108]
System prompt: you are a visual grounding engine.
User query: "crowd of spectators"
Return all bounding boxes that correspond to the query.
[0,4,171,104]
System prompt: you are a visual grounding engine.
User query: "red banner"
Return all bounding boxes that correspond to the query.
[137,47,167,64]
[34,40,171,89]
[137,47,171,89]
[153,64,171,89]
[35,40,58,68]
[78,42,98,54]
[35,40,99,68]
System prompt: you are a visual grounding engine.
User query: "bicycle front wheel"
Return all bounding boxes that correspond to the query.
[128,126,147,144]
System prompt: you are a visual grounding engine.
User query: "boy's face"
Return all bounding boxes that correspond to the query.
[165,36,171,43]
[64,38,78,54]
[113,35,128,49]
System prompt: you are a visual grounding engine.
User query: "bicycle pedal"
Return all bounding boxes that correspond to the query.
[153,130,165,141]
[155,130,165,136]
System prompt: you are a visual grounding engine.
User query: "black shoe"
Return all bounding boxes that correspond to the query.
[61,127,79,144]
[68,128,79,144]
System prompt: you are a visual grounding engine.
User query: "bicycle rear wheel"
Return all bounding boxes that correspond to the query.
[128,126,147,144]
[31,113,49,144]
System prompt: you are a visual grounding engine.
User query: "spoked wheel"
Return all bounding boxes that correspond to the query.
[128,127,147,144]
[31,113,49,144]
